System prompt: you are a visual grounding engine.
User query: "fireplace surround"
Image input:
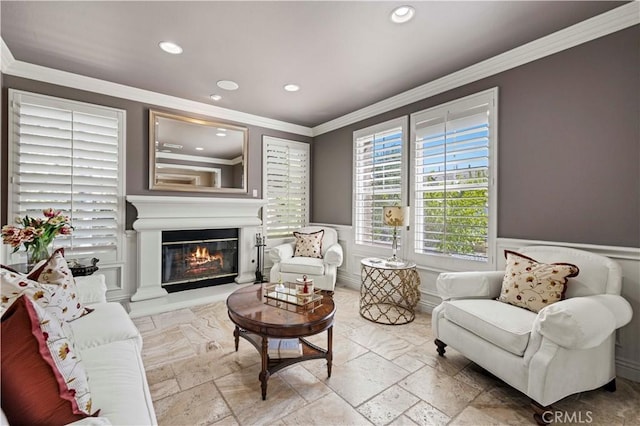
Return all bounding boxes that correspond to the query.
[126,195,266,313]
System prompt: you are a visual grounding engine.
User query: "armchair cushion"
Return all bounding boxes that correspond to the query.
[443,299,536,356]
[279,257,325,275]
[498,250,579,313]
[535,295,631,349]
[293,230,324,258]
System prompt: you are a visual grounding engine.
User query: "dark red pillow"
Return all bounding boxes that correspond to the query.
[1,295,88,425]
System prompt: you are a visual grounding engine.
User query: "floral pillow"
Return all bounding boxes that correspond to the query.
[1,248,91,322]
[294,230,324,259]
[29,297,95,415]
[497,250,579,313]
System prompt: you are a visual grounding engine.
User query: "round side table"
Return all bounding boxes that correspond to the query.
[360,258,421,325]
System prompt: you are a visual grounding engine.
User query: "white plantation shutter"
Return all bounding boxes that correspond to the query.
[353,117,407,247]
[412,89,496,263]
[9,90,125,263]
[263,137,310,239]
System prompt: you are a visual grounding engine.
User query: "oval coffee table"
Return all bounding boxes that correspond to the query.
[226,284,336,400]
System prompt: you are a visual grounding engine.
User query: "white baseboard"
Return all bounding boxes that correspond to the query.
[615,357,640,383]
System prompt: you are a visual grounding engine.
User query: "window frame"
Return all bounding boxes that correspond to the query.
[409,87,498,271]
[352,116,408,253]
[262,135,310,247]
[6,89,126,265]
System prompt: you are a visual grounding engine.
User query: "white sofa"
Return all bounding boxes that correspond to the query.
[1,274,157,426]
[432,246,633,421]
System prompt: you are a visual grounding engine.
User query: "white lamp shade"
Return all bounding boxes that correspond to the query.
[383,206,404,226]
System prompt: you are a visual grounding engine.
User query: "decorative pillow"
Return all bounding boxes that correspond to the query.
[497,250,579,313]
[1,296,93,424]
[1,248,91,322]
[294,230,324,259]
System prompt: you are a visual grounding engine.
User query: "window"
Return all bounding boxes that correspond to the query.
[411,88,497,266]
[8,90,126,263]
[263,136,310,240]
[353,117,407,248]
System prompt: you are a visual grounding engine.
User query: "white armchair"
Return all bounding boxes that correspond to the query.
[431,246,632,424]
[269,226,344,292]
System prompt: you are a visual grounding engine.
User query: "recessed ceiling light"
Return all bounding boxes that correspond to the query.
[210,94,222,101]
[391,5,415,23]
[284,84,300,92]
[217,80,239,91]
[195,147,204,151]
[216,132,227,137]
[159,41,183,54]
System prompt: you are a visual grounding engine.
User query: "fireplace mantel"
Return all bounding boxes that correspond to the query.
[126,195,266,310]
[127,195,265,230]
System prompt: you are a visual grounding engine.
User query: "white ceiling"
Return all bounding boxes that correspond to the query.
[0,1,625,128]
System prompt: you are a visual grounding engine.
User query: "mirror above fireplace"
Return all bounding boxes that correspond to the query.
[149,110,248,193]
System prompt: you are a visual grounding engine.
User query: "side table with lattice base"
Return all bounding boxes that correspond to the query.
[360,258,421,325]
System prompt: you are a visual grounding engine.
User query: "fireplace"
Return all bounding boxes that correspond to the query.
[162,228,238,292]
[126,195,266,311]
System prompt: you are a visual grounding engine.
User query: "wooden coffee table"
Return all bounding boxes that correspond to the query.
[226,284,336,400]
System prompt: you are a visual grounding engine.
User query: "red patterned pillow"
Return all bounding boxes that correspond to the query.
[1,248,91,322]
[1,296,90,424]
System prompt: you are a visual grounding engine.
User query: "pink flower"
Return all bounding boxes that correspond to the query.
[1,225,23,248]
[43,208,60,218]
[60,225,73,235]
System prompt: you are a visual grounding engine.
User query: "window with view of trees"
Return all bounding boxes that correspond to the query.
[263,136,310,240]
[411,89,497,264]
[353,117,407,248]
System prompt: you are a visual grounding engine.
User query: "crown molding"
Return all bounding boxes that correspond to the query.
[0,39,312,138]
[312,2,640,136]
[1,38,16,72]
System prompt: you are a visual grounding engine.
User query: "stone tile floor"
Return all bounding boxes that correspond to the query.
[134,285,640,426]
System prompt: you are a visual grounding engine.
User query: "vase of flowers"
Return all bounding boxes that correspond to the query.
[2,208,73,266]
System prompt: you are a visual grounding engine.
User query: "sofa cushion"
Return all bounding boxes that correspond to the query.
[1,296,90,424]
[294,230,324,259]
[68,303,142,351]
[497,250,579,313]
[280,256,325,275]
[80,340,157,426]
[443,299,536,356]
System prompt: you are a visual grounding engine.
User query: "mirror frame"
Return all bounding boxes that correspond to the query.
[149,110,248,193]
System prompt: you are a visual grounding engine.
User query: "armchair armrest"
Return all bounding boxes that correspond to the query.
[324,243,344,267]
[436,271,504,301]
[75,274,107,305]
[534,295,632,350]
[269,242,295,263]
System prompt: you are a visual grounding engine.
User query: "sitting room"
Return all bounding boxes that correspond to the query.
[1,2,639,425]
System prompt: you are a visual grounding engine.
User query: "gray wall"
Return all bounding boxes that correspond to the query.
[312,25,640,248]
[1,77,312,227]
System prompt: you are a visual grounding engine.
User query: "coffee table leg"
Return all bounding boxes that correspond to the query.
[259,336,270,400]
[233,326,239,351]
[327,325,333,378]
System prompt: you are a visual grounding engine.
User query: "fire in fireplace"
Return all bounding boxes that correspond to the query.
[161,228,238,292]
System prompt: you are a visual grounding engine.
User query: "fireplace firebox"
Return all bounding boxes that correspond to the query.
[162,228,238,293]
